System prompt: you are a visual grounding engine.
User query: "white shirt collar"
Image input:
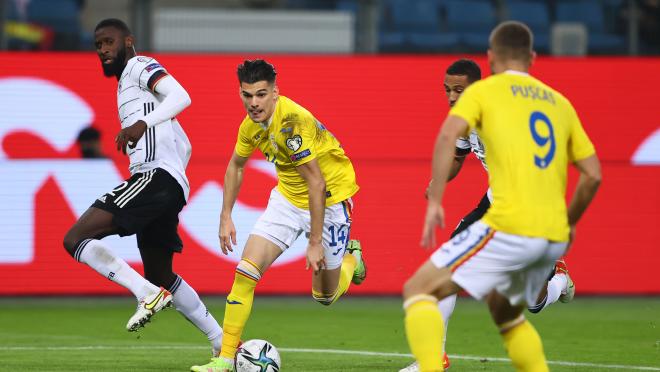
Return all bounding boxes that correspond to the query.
[504,69,530,76]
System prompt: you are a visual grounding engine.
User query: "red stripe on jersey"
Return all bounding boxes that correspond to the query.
[148,72,168,92]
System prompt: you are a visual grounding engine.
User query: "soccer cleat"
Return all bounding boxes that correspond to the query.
[555,259,576,303]
[126,287,172,332]
[190,356,234,372]
[346,239,367,285]
[398,353,450,371]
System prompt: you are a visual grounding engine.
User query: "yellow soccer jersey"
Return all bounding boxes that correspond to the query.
[450,71,595,242]
[234,96,359,209]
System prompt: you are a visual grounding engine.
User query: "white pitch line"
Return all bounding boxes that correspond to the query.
[1,345,658,371]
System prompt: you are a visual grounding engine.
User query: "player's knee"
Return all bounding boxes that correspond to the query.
[62,229,80,256]
[402,277,425,299]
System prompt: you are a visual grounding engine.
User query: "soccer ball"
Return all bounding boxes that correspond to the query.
[235,339,281,372]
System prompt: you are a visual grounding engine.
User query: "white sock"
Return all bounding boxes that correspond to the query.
[75,239,158,300]
[438,294,457,354]
[542,274,567,310]
[169,276,223,355]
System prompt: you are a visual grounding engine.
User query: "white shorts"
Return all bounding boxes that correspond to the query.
[430,221,567,306]
[251,188,353,270]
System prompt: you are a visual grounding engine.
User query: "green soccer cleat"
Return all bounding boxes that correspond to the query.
[347,239,367,285]
[190,356,234,372]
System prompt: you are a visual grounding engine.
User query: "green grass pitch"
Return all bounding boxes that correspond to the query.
[0,296,658,371]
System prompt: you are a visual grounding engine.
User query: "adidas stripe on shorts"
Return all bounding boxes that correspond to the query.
[92,168,185,252]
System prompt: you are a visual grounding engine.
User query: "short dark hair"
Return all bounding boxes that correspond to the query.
[489,21,533,63]
[237,59,277,85]
[94,18,131,36]
[77,126,101,142]
[446,59,481,83]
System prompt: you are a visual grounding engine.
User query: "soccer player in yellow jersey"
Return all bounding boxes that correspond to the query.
[403,22,601,372]
[191,59,366,372]
[402,59,581,372]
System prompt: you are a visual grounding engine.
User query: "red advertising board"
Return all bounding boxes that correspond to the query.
[0,53,658,295]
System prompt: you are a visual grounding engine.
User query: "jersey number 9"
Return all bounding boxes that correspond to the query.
[529,111,555,169]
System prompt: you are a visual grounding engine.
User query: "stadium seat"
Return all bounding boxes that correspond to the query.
[285,0,337,10]
[555,0,626,54]
[26,0,81,50]
[504,0,551,53]
[336,0,359,13]
[379,0,458,52]
[444,0,497,52]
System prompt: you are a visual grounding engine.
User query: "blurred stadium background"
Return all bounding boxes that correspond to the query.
[0,1,658,370]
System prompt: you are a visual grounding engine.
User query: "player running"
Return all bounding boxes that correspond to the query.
[191,59,366,372]
[400,58,578,372]
[63,18,223,356]
[403,21,601,371]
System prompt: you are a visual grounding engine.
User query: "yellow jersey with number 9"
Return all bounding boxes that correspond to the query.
[449,71,595,242]
[234,95,359,209]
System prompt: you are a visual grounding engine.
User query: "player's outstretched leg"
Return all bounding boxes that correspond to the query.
[139,244,224,355]
[399,294,455,371]
[528,259,575,314]
[311,239,365,306]
[64,207,171,331]
[170,276,224,355]
[402,261,457,372]
[192,256,264,372]
[489,292,549,372]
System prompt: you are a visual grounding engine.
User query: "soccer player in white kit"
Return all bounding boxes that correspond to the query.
[63,18,223,357]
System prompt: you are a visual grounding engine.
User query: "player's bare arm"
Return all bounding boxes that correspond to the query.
[421,115,469,249]
[296,158,326,273]
[218,151,249,255]
[567,154,602,245]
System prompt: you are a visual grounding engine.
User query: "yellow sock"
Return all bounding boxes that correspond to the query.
[220,259,261,359]
[404,295,444,372]
[311,253,356,306]
[334,253,356,303]
[501,319,548,372]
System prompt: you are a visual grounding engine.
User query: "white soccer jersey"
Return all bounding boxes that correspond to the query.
[456,129,492,201]
[456,129,487,171]
[117,56,191,200]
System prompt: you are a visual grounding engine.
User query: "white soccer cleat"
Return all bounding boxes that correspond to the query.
[559,273,575,303]
[399,361,419,372]
[126,287,173,332]
[555,259,576,303]
[399,353,450,371]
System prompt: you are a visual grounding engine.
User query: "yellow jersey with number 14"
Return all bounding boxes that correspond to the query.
[449,71,595,242]
[234,95,359,209]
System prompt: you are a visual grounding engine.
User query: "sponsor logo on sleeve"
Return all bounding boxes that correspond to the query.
[145,63,162,72]
[290,149,311,161]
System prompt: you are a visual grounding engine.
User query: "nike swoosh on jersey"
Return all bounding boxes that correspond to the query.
[226,299,243,305]
[144,291,165,310]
